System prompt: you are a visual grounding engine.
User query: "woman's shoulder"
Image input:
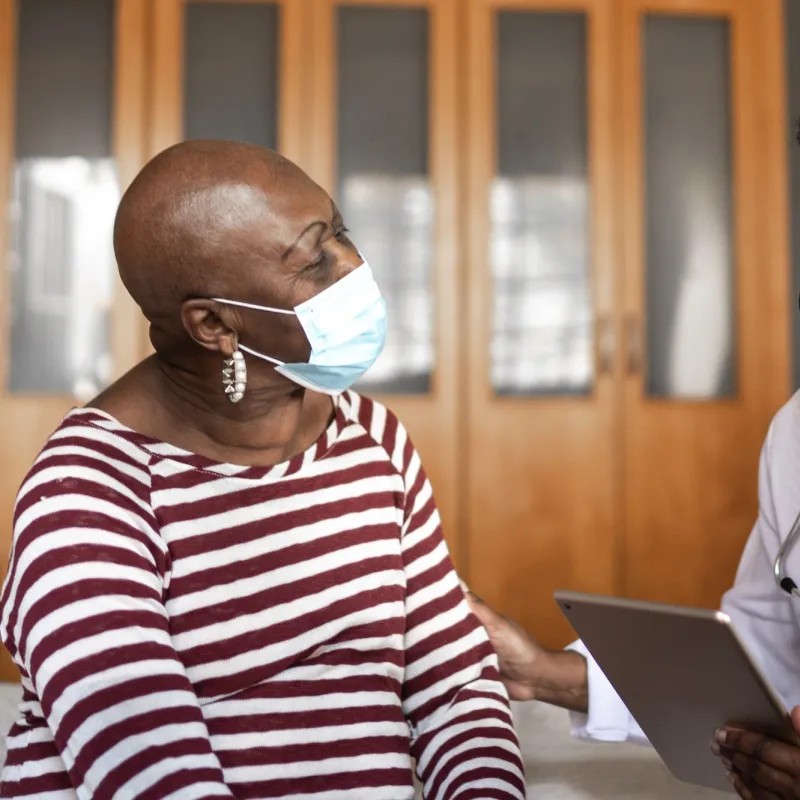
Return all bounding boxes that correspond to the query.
[42,406,155,464]
[17,406,155,511]
[339,391,408,445]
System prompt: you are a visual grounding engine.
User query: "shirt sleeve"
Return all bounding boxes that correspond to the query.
[0,441,234,800]
[718,399,800,712]
[389,419,525,800]
[565,640,648,745]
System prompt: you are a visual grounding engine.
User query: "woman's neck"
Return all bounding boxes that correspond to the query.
[89,356,334,467]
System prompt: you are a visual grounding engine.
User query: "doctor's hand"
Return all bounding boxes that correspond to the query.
[462,584,589,712]
[713,707,800,799]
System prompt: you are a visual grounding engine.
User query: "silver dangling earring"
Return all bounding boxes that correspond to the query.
[223,350,247,403]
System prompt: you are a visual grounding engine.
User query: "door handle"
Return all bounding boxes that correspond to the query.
[595,315,615,376]
[625,314,644,375]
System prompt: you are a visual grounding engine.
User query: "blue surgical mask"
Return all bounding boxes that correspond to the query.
[213,261,387,396]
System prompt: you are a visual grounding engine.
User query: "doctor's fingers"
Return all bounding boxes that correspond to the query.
[729,771,754,800]
[718,728,800,774]
[729,770,762,800]
[720,748,799,800]
[733,770,789,800]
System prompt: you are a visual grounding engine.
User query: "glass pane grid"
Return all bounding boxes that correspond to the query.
[9,0,117,397]
[490,177,592,395]
[183,2,279,148]
[492,10,592,397]
[342,175,435,392]
[8,159,119,398]
[337,6,431,395]
[643,15,735,400]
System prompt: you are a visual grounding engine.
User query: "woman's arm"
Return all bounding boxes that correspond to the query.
[0,444,234,799]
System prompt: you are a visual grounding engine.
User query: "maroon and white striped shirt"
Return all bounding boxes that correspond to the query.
[0,392,524,799]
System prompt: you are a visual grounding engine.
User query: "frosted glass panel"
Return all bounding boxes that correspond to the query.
[184,2,279,147]
[492,12,591,396]
[337,7,432,394]
[8,0,117,397]
[643,16,735,398]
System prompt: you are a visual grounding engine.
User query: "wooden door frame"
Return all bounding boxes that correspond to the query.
[758,0,792,418]
[114,0,152,377]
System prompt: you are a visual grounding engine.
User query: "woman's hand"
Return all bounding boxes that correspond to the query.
[462,584,589,711]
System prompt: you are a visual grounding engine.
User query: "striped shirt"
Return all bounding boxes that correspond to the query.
[0,391,524,799]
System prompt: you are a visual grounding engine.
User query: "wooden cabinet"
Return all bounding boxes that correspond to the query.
[462,0,789,645]
[463,0,789,645]
[0,0,791,688]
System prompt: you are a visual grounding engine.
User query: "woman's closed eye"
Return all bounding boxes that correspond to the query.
[334,226,352,245]
[302,253,327,274]
[301,227,353,273]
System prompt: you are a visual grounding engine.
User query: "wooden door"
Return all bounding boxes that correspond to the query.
[307,0,463,564]
[464,0,619,647]
[619,0,790,607]
[0,0,149,680]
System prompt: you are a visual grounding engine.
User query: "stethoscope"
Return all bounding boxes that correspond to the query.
[775,508,800,596]
[776,298,800,596]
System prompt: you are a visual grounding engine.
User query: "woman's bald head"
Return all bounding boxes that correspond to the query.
[113,140,361,373]
[114,140,323,330]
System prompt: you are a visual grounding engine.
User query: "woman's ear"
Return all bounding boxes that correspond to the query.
[180,299,238,356]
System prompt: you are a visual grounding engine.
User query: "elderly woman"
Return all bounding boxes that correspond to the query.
[0,141,524,800]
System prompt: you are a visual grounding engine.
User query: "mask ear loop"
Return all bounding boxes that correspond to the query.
[211,298,297,368]
[211,298,296,315]
[238,344,284,367]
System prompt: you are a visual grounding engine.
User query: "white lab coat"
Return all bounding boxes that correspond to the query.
[567,390,800,744]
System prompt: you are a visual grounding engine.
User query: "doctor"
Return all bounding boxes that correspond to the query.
[467,389,800,800]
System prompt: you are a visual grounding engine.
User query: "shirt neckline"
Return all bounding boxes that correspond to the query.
[65,394,350,481]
